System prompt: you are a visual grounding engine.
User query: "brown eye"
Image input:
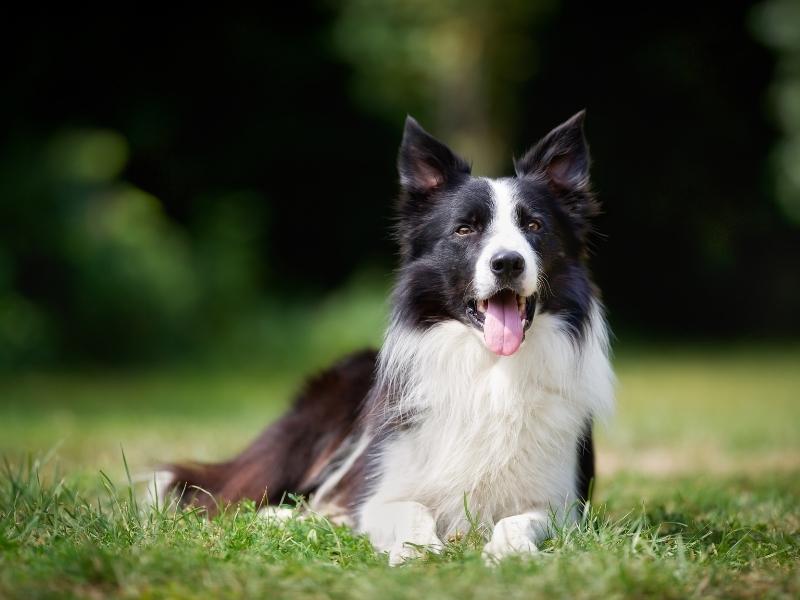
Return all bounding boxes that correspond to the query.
[527,219,543,232]
[456,225,474,236]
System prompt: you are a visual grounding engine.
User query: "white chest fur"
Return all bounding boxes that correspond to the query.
[361,302,614,539]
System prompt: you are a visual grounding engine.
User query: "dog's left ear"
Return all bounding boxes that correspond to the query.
[514,110,590,191]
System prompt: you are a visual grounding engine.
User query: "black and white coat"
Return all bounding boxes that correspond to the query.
[161,112,615,565]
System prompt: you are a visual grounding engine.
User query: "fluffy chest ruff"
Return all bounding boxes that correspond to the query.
[359,303,614,539]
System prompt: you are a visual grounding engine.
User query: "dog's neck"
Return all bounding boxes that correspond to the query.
[375,302,614,430]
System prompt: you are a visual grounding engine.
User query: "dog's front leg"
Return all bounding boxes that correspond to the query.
[482,510,551,561]
[359,500,443,565]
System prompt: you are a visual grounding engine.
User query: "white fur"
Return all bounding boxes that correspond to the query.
[474,178,539,299]
[257,505,296,521]
[359,501,444,565]
[482,510,549,560]
[357,300,614,557]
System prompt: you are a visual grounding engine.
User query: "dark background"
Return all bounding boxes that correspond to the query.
[1,1,798,368]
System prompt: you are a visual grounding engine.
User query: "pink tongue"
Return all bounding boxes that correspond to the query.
[483,290,524,356]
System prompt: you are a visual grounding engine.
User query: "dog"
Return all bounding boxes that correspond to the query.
[160,111,614,564]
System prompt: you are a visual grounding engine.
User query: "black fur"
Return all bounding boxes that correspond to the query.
[576,424,595,505]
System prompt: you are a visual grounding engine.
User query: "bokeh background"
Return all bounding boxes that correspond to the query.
[0,3,798,482]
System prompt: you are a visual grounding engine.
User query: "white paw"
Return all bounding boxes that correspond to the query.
[257,506,296,522]
[360,500,443,566]
[388,533,443,566]
[482,514,541,563]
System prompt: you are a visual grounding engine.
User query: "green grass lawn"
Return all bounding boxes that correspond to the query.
[1,343,799,598]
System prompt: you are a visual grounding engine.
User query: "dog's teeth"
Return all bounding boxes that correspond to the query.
[477,300,487,313]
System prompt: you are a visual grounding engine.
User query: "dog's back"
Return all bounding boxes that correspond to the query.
[165,349,376,512]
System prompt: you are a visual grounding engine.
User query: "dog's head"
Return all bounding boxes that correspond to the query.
[394,111,600,356]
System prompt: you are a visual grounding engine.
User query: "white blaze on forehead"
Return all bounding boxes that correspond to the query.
[474,178,539,299]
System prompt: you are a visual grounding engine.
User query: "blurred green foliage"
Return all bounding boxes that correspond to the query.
[0,130,265,366]
[0,4,798,369]
[753,0,800,224]
[0,118,394,368]
[333,0,552,173]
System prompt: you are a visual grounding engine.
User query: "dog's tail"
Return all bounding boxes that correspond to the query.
[152,461,233,512]
[158,349,378,514]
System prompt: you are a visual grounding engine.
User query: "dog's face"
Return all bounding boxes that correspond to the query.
[394,112,599,356]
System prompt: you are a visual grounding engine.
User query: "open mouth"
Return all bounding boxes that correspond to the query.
[466,289,537,356]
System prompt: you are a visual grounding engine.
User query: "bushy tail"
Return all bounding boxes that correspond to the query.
[160,461,236,512]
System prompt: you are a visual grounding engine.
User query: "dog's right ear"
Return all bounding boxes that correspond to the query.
[398,116,471,197]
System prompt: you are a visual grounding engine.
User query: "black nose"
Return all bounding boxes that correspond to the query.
[490,251,525,278]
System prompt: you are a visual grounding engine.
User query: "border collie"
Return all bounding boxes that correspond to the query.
[161,111,614,564]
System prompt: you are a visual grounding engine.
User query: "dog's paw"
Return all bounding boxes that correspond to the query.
[378,501,444,566]
[257,506,296,522]
[388,535,443,566]
[388,519,443,567]
[482,514,540,563]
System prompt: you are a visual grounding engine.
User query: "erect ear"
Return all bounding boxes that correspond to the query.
[514,110,590,191]
[398,116,471,195]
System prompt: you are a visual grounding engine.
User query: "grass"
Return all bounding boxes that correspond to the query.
[1,342,799,598]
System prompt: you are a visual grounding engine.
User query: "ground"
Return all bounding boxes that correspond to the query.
[1,343,798,599]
